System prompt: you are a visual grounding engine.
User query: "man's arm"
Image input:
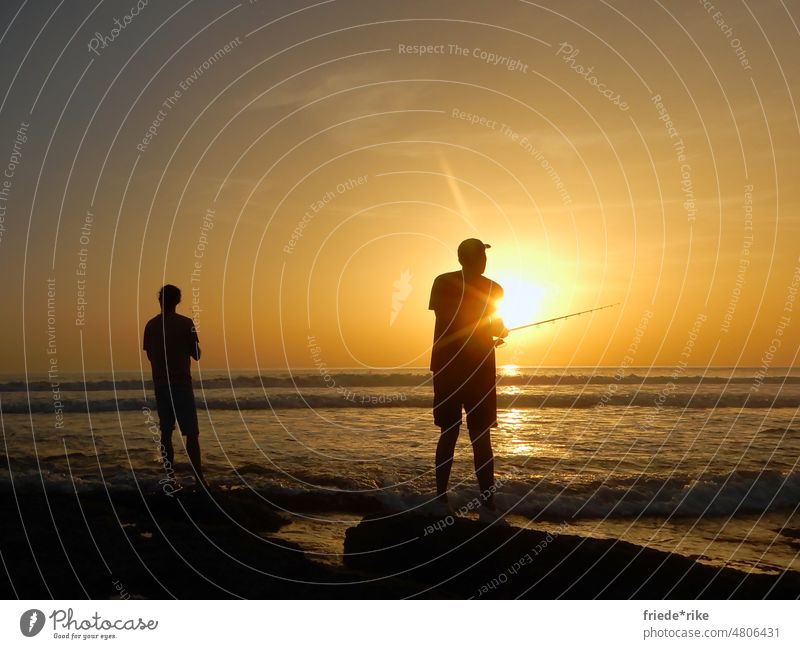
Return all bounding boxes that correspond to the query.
[428,275,441,314]
[142,323,151,361]
[490,283,508,339]
[189,322,201,361]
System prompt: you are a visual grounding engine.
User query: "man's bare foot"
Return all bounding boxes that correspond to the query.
[478,506,508,525]
[424,495,453,518]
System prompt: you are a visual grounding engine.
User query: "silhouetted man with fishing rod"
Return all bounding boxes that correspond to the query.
[429,239,507,521]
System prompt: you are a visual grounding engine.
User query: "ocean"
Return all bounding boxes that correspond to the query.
[2,367,799,575]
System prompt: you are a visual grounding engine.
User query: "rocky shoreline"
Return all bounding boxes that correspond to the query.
[2,487,798,599]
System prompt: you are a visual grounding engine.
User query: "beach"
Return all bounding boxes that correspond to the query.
[2,486,799,599]
[2,367,799,597]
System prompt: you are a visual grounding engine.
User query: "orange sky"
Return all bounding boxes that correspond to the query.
[1,0,798,374]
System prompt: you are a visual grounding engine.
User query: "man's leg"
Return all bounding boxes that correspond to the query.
[160,430,175,472]
[432,369,462,504]
[154,385,176,473]
[435,424,460,502]
[465,365,498,510]
[468,426,495,509]
[184,435,205,486]
[173,384,205,486]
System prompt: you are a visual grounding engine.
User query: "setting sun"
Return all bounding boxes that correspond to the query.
[493,274,549,330]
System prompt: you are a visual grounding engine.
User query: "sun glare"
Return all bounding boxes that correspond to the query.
[500,363,520,376]
[493,275,548,330]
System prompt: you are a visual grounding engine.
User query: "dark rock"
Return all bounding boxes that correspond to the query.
[344,512,800,599]
[0,487,433,598]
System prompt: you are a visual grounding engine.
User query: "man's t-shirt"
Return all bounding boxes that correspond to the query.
[142,313,199,386]
[429,271,503,374]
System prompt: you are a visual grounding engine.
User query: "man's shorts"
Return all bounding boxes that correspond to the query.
[433,365,497,431]
[154,383,200,437]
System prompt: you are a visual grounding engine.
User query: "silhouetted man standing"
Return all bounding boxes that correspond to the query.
[429,239,506,519]
[143,284,205,487]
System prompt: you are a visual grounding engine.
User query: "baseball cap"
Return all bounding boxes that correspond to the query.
[457,238,491,260]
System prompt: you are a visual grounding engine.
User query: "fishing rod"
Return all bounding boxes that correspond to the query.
[506,302,620,333]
